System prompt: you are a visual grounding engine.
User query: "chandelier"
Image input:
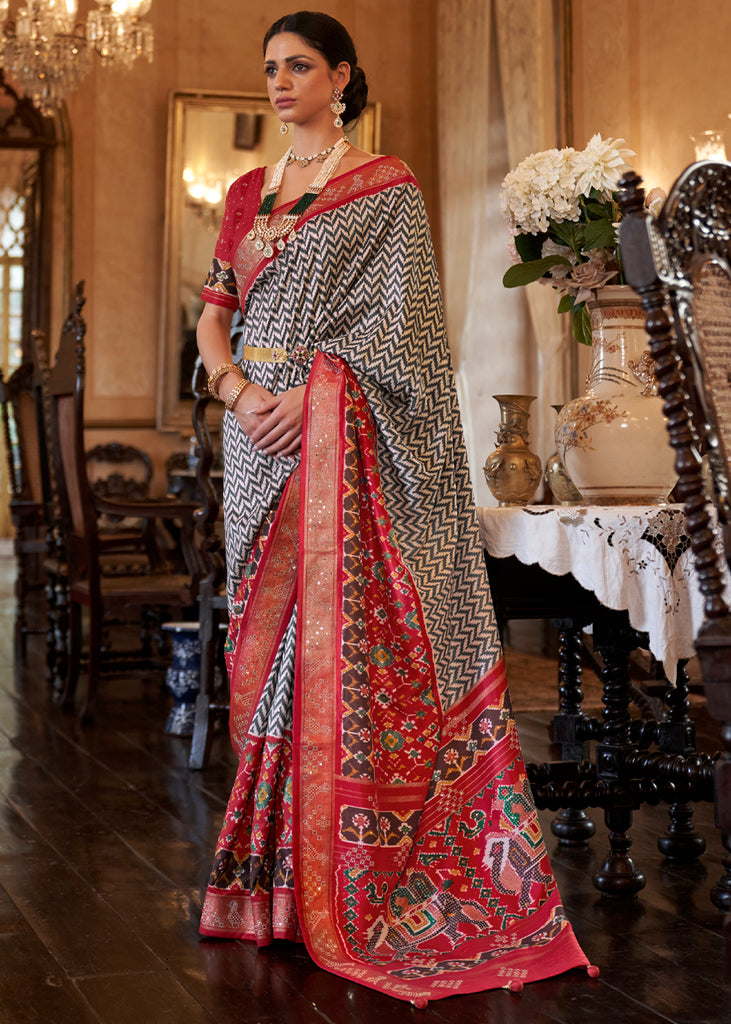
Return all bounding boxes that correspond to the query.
[0,1,154,115]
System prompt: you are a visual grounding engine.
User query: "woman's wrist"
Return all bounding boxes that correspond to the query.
[207,362,242,399]
[218,372,244,404]
[225,376,253,411]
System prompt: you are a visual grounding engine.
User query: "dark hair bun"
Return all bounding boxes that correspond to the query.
[344,65,368,124]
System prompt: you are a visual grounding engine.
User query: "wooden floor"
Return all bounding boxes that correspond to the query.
[1,549,730,1023]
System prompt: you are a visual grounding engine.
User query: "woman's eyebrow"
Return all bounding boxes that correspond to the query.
[264,54,310,66]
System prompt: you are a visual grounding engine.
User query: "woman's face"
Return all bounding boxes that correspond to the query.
[264,32,349,130]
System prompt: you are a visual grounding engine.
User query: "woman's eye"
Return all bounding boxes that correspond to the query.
[264,66,276,77]
[292,62,309,72]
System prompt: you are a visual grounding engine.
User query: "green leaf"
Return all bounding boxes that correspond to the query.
[514,232,545,263]
[502,254,571,288]
[572,302,593,345]
[583,219,617,250]
[556,292,573,314]
[549,221,576,245]
[584,200,612,219]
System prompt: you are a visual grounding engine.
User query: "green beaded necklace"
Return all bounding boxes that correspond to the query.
[248,137,350,258]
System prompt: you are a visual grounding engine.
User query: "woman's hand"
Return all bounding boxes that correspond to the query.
[234,383,306,457]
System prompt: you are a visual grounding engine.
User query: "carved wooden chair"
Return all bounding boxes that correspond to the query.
[188,357,229,770]
[47,282,202,720]
[85,441,168,570]
[619,163,731,911]
[0,361,47,657]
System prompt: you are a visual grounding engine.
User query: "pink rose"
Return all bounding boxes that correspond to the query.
[565,255,618,302]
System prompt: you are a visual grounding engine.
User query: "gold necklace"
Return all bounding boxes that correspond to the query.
[286,141,342,167]
[248,137,350,258]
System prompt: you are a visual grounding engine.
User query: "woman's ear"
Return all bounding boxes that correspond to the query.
[335,60,351,90]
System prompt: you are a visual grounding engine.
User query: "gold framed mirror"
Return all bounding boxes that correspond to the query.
[157,89,381,432]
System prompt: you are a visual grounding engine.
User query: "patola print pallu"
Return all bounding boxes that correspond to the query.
[199,156,589,1003]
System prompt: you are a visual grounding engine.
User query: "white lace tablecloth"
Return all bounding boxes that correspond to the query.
[477,504,731,684]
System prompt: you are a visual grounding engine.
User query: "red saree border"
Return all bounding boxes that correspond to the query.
[233,156,417,307]
[227,469,300,756]
[290,353,589,1003]
[292,352,346,957]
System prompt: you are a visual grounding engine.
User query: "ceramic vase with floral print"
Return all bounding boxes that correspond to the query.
[555,286,676,504]
[484,394,542,506]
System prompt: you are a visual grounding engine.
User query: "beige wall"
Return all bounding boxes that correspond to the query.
[64,0,438,489]
[571,0,731,193]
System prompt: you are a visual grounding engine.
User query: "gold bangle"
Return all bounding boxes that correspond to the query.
[225,376,252,411]
[207,362,241,399]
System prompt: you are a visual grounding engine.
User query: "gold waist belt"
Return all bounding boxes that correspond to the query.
[241,344,312,367]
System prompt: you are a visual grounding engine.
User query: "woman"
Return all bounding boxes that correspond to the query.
[197,10,589,1005]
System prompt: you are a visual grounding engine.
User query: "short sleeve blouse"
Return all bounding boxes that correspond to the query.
[200,167,265,310]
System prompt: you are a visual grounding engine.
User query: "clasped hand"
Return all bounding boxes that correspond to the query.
[234,382,306,457]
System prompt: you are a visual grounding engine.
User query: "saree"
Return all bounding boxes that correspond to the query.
[199,156,589,1003]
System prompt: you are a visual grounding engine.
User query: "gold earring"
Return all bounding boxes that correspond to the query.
[280,121,289,135]
[330,88,345,128]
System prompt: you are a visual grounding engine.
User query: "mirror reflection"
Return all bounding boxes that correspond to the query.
[158,90,381,432]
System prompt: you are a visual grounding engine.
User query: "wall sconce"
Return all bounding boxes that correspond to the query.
[691,130,727,161]
[182,167,224,231]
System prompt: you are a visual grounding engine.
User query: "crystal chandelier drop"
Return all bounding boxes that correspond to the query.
[0,1,154,115]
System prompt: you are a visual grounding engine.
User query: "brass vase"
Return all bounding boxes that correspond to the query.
[544,404,582,505]
[483,394,542,506]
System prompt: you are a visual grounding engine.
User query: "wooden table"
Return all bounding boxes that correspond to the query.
[478,504,730,900]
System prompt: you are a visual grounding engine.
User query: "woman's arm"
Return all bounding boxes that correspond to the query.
[197,302,305,456]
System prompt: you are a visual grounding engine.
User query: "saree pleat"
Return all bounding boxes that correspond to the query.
[201,485,301,944]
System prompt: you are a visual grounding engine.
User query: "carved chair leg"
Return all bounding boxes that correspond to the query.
[14,532,28,661]
[52,566,70,702]
[45,566,58,693]
[140,606,156,659]
[59,600,82,711]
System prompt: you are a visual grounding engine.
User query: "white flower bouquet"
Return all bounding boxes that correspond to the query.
[501,134,636,344]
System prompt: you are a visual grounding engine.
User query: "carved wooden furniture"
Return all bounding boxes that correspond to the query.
[28,327,72,694]
[47,282,202,721]
[0,361,47,657]
[618,163,731,911]
[85,441,169,570]
[188,357,229,770]
[86,441,153,503]
[482,511,715,903]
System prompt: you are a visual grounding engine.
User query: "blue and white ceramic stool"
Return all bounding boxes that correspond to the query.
[161,621,200,736]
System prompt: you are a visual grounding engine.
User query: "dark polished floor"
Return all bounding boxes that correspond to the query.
[1,548,730,1023]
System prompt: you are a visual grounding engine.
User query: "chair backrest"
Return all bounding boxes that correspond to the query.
[618,163,731,739]
[619,166,731,624]
[86,442,153,503]
[46,281,99,578]
[0,361,45,507]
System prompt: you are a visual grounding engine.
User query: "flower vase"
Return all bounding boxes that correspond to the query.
[545,404,582,505]
[483,394,542,506]
[555,286,676,504]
